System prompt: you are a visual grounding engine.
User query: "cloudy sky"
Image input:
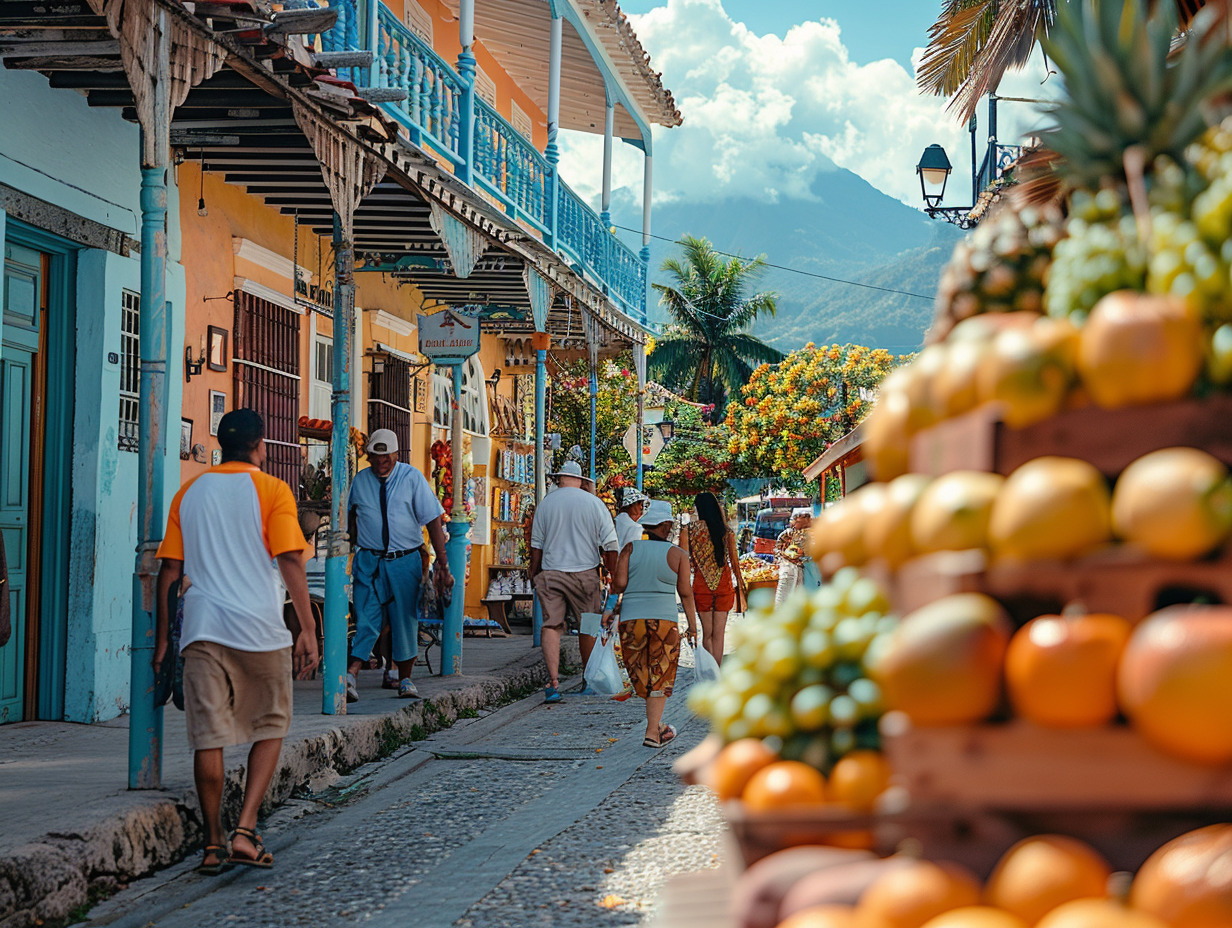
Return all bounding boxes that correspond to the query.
[558,0,1057,212]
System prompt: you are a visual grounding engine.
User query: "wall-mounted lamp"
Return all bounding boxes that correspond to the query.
[657,420,675,441]
[373,356,386,374]
[487,368,502,388]
[185,333,206,382]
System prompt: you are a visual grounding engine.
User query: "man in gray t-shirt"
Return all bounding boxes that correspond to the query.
[530,461,619,702]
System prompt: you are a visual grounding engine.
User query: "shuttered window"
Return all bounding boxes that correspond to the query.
[232,290,302,493]
[368,355,412,462]
[118,289,139,452]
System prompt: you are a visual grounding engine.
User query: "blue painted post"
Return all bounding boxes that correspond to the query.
[544,15,562,249]
[323,214,354,715]
[129,162,169,789]
[640,151,653,325]
[442,362,468,675]
[532,347,547,647]
[636,388,644,491]
[456,0,476,186]
[129,11,170,790]
[589,367,598,485]
[600,100,614,229]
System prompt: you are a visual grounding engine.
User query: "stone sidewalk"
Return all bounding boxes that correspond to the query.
[0,632,574,928]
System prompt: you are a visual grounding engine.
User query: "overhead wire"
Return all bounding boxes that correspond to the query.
[609,223,936,302]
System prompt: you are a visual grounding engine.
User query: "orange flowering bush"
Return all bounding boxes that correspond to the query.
[725,343,910,478]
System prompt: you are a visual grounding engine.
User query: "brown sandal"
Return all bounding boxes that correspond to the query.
[195,844,229,875]
[227,826,274,869]
[643,724,677,748]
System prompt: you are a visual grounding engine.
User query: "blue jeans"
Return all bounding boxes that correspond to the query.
[350,548,423,665]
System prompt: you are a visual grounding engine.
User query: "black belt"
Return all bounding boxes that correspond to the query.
[361,547,421,560]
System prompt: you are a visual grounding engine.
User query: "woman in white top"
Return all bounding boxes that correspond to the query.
[613,487,648,551]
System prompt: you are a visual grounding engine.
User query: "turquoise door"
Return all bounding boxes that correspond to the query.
[0,243,41,723]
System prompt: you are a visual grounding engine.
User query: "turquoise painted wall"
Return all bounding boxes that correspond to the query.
[1,67,185,723]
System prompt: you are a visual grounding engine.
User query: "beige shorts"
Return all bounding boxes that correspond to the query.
[534,569,601,632]
[182,641,293,751]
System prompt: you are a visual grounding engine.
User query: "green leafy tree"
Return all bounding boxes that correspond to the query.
[643,402,739,506]
[725,343,912,482]
[649,235,784,422]
[547,356,637,482]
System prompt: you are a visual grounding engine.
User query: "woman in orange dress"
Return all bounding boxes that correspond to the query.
[683,492,746,666]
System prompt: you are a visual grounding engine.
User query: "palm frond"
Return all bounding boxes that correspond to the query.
[949,0,1056,122]
[917,0,998,98]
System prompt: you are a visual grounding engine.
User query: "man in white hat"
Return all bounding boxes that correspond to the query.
[530,460,620,702]
[345,429,452,701]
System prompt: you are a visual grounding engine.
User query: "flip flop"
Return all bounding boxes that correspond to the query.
[643,725,677,748]
[227,826,274,869]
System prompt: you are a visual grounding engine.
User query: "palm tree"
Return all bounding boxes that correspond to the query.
[649,235,784,422]
[918,0,1207,123]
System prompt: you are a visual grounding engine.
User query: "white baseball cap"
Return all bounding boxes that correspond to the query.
[367,429,399,455]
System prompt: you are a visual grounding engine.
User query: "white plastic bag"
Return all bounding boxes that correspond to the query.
[584,633,624,696]
[693,643,721,685]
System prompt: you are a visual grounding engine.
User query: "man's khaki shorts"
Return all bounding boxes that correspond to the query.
[534,569,602,633]
[182,641,293,751]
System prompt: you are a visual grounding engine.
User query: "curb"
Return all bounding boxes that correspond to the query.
[0,651,560,928]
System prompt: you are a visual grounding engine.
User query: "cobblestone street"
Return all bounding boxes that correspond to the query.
[87,640,724,928]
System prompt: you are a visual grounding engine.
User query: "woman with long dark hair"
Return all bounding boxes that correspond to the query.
[683,492,746,665]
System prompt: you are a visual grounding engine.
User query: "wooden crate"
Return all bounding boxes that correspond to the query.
[881,712,1232,810]
[723,801,896,866]
[878,712,1232,874]
[883,546,1232,624]
[910,394,1232,479]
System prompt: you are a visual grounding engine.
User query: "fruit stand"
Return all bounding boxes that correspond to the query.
[659,4,1232,926]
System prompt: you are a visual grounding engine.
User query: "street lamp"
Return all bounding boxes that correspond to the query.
[916,144,952,208]
[916,143,975,229]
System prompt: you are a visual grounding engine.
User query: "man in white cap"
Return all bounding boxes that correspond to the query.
[530,460,619,702]
[613,487,648,551]
[345,429,452,701]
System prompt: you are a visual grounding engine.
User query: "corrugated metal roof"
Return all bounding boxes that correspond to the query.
[442,0,681,137]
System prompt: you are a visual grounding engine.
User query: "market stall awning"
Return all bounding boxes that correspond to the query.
[803,422,867,483]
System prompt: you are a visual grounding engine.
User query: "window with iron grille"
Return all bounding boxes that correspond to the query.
[368,355,412,462]
[118,289,140,452]
[232,290,302,493]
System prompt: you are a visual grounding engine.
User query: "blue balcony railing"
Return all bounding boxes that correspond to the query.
[474,98,550,231]
[319,0,648,321]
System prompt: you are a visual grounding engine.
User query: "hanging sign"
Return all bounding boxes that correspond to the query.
[418,309,481,364]
[622,422,666,466]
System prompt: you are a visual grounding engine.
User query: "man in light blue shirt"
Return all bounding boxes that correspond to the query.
[346,429,452,701]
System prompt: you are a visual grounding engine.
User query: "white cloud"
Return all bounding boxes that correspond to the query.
[558,0,1057,211]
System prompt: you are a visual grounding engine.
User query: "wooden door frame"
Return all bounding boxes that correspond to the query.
[5,220,76,721]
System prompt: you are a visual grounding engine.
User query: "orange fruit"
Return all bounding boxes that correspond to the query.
[1118,605,1232,765]
[776,905,861,928]
[984,835,1111,924]
[1111,447,1232,561]
[1077,291,1203,408]
[706,738,778,801]
[988,457,1112,562]
[977,316,1079,429]
[856,858,982,928]
[1132,824,1232,927]
[910,471,1005,554]
[870,593,1011,726]
[864,389,914,481]
[921,906,1030,928]
[1037,899,1169,928]
[1005,612,1131,729]
[863,474,932,568]
[742,760,828,811]
[828,750,891,813]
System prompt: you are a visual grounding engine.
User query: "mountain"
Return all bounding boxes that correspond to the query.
[608,164,963,353]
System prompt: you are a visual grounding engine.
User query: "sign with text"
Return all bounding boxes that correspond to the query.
[418,309,481,363]
[622,422,666,466]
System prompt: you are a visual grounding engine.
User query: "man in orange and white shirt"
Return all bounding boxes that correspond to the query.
[154,408,318,874]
